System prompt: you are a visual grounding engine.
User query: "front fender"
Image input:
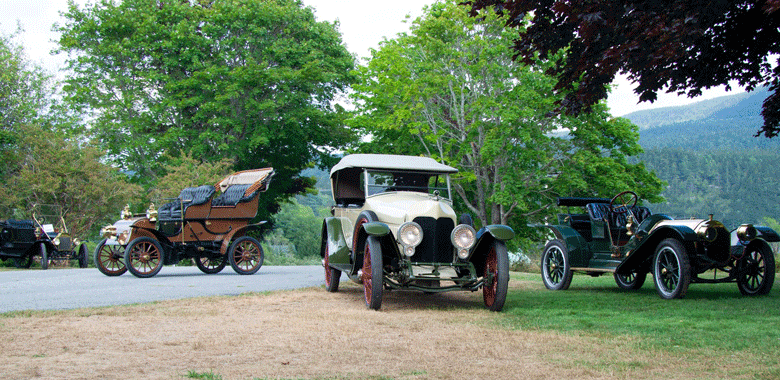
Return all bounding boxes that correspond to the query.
[616,225,697,274]
[756,226,780,242]
[322,217,351,269]
[471,224,514,275]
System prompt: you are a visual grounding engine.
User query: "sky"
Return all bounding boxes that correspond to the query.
[0,0,739,117]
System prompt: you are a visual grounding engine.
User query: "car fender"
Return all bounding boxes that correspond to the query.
[538,224,590,267]
[616,224,697,274]
[470,224,514,275]
[321,217,352,270]
[219,221,267,256]
[755,226,780,242]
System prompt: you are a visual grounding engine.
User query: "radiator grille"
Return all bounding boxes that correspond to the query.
[411,217,454,263]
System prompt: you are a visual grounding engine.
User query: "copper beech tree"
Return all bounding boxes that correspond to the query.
[468,0,780,137]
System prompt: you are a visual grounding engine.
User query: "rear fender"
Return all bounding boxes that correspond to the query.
[616,225,697,274]
[540,225,589,267]
[219,221,266,255]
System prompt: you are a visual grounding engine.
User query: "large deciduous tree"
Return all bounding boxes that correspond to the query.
[352,1,663,231]
[56,0,357,218]
[468,0,780,138]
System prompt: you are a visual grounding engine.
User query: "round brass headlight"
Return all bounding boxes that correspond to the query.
[736,224,757,241]
[696,224,718,242]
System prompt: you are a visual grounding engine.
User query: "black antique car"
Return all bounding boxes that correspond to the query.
[116,168,274,278]
[321,154,514,311]
[540,191,778,299]
[0,206,88,269]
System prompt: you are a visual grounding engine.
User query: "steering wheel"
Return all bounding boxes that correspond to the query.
[610,191,638,214]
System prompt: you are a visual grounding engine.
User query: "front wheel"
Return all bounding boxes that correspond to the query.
[362,236,383,310]
[614,270,647,290]
[228,236,264,275]
[124,237,165,278]
[541,240,572,290]
[652,238,691,299]
[483,240,509,312]
[195,255,227,274]
[94,238,127,276]
[40,243,49,270]
[736,244,775,296]
[77,243,89,268]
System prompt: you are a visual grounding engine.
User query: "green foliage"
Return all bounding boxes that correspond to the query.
[56,0,358,218]
[150,153,234,202]
[0,125,143,238]
[351,0,663,250]
[269,193,330,260]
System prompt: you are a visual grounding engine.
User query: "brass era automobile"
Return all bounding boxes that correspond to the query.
[93,205,144,276]
[0,205,88,269]
[99,168,274,278]
[321,154,514,311]
[540,192,778,299]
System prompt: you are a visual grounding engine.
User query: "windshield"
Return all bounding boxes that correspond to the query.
[365,170,451,199]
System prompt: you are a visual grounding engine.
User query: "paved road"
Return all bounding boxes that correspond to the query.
[0,265,325,313]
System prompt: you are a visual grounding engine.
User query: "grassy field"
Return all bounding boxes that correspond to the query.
[501,272,780,379]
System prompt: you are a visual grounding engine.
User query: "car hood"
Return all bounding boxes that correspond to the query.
[364,192,457,229]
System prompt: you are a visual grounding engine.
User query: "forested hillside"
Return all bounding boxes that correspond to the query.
[626,88,780,228]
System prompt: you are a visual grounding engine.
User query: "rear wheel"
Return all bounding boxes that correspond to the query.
[94,238,127,276]
[483,240,509,311]
[125,237,164,278]
[14,254,32,269]
[362,236,383,310]
[195,255,227,274]
[541,240,572,290]
[78,243,89,268]
[228,236,263,275]
[652,238,691,299]
[737,244,775,296]
[323,241,341,292]
[614,270,647,290]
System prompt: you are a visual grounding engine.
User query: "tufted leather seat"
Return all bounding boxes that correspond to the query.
[211,184,255,207]
[158,185,216,220]
[586,202,651,244]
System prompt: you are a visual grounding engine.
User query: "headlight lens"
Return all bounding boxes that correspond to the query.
[451,224,476,250]
[696,224,718,242]
[736,224,757,241]
[398,222,423,247]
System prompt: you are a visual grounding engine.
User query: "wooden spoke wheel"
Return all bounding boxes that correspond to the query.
[124,237,164,278]
[94,238,127,276]
[195,255,227,274]
[362,236,383,310]
[482,240,509,312]
[228,236,264,275]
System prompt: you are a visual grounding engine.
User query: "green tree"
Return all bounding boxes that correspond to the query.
[150,153,234,202]
[272,200,327,259]
[0,125,143,238]
[56,0,357,219]
[468,0,780,138]
[352,1,663,231]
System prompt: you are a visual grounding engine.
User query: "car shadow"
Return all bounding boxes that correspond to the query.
[337,283,486,311]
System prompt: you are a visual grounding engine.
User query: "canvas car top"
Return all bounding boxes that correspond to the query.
[217,167,274,192]
[330,154,458,176]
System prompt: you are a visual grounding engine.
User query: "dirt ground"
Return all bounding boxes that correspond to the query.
[0,279,705,380]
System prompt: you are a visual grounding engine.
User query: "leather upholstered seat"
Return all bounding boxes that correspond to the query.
[157,185,216,220]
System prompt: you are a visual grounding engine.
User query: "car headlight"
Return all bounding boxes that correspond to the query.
[451,224,476,259]
[736,224,757,241]
[696,224,718,242]
[53,237,60,246]
[398,222,423,257]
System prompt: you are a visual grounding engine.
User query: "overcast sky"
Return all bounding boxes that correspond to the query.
[0,0,738,117]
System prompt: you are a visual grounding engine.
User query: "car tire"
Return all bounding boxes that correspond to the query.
[736,243,775,296]
[94,238,127,276]
[78,243,89,268]
[323,241,341,292]
[541,239,572,290]
[124,236,165,278]
[614,270,647,290]
[483,240,509,312]
[228,236,264,275]
[40,243,49,270]
[14,254,33,269]
[362,235,383,310]
[652,238,691,299]
[195,255,227,274]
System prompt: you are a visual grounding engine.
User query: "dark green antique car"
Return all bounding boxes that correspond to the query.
[541,191,778,299]
[321,154,514,311]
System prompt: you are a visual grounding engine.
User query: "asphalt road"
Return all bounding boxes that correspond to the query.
[0,265,325,313]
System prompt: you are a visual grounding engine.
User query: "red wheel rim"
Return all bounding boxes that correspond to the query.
[362,243,372,304]
[233,239,261,271]
[98,244,125,274]
[129,241,161,275]
[324,245,333,287]
[483,245,497,307]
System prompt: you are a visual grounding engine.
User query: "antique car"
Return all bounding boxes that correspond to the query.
[117,167,274,278]
[94,205,144,276]
[0,205,88,269]
[540,191,778,299]
[321,154,514,311]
